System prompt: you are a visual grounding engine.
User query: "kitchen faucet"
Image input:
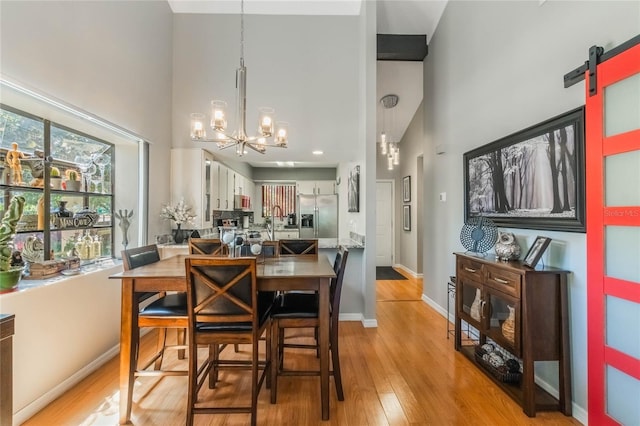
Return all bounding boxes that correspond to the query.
[268,205,283,240]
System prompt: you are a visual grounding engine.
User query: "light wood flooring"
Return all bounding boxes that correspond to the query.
[23,270,582,425]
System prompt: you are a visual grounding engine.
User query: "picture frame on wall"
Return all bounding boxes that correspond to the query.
[523,236,552,268]
[403,176,411,202]
[463,106,586,232]
[403,205,411,231]
[348,165,360,212]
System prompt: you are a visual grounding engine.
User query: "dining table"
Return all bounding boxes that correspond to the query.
[109,253,336,424]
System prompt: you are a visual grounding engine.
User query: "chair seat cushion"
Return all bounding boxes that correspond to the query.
[270,292,318,319]
[140,293,187,316]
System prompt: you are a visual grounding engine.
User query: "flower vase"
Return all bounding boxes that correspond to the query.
[502,305,515,342]
[470,288,482,322]
[173,224,184,244]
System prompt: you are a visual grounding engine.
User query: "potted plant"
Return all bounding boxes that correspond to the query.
[65,169,81,192]
[0,196,26,289]
[50,166,62,190]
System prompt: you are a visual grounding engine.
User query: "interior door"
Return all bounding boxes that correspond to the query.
[376,181,393,266]
[586,41,640,425]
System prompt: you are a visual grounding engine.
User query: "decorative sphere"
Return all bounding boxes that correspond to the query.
[488,353,505,368]
[235,235,244,246]
[250,243,262,255]
[222,233,234,244]
[505,359,521,373]
[481,343,495,353]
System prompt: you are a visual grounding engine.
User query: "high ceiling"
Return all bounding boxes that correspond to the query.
[167,0,447,168]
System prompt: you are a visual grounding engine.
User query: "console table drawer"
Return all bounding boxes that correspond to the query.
[457,257,484,282]
[484,266,521,297]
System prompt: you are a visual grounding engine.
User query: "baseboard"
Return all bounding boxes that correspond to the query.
[421,294,448,318]
[392,263,422,278]
[13,343,120,425]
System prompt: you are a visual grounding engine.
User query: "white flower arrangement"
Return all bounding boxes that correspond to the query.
[160,198,196,225]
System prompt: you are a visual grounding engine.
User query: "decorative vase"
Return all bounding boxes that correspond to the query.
[0,267,23,290]
[470,288,482,322]
[495,231,521,261]
[55,201,72,218]
[502,305,515,342]
[173,224,184,244]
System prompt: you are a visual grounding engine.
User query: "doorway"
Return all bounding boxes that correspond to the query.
[376,180,394,266]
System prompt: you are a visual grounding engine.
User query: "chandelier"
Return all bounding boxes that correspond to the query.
[189,0,288,156]
[379,94,399,170]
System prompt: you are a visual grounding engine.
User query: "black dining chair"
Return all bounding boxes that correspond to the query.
[269,246,349,403]
[184,256,271,426]
[121,244,188,376]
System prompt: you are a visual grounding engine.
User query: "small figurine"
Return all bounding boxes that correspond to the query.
[5,142,25,185]
[10,250,23,267]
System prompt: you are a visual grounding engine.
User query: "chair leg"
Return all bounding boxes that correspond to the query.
[234,343,240,352]
[154,328,167,370]
[331,327,344,401]
[278,328,285,370]
[186,335,197,426]
[209,344,220,389]
[270,319,279,404]
[177,328,186,360]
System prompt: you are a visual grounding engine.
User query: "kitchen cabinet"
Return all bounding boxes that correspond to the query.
[170,148,214,228]
[274,229,299,239]
[217,163,230,211]
[296,180,335,195]
[454,253,571,417]
[1,104,114,264]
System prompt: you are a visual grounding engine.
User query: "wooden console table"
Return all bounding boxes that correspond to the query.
[1,314,15,425]
[454,253,571,417]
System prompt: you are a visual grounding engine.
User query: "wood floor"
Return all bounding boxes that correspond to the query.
[23,270,582,425]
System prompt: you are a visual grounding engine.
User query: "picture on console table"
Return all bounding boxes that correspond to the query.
[463,106,585,232]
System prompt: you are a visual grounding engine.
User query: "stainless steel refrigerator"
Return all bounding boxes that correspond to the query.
[298,194,338,238]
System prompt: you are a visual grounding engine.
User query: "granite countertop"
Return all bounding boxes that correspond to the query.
[159,237,364,250]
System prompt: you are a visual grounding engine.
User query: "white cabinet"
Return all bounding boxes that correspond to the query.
[170,148,214,229]
[297,180,335,195]
[246,179,256,210]
[217,163,230,211]
[275,230,300,239]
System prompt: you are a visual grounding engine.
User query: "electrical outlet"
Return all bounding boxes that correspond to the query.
[439,192,446,202]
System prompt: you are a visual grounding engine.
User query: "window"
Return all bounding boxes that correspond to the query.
[261,184,296,218]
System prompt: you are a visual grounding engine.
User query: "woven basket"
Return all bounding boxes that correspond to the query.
[474,347,521,384]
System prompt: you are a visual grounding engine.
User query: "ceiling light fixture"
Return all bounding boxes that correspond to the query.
[379,94,400,170]
[189,0,289,157]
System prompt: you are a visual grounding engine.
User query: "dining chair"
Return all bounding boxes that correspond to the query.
[189,238,227,256]
[184,256,271,426]
[269,246,349,403]
[278,239,318,258]
[121,244,188,373]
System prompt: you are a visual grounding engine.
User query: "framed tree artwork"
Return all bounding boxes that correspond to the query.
[463,106,586,232]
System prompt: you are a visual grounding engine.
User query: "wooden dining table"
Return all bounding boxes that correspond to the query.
[109,254,336,424]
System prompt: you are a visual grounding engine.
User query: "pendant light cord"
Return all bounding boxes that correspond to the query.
[240,0,245,67]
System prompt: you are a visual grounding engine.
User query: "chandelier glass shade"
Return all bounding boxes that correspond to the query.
[189,0,288,156]
[379,94,399,170]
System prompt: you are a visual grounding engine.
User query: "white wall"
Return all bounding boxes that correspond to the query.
[417,0,640,420]
[0,0,174,244]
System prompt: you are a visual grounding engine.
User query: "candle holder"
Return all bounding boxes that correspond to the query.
[247,237,264,263]
[219,226,237,257]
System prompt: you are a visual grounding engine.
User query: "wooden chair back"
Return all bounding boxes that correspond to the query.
[189,238,227,256]
[122,244,160,271]
[330,246,349,319]
[278,239,318,258]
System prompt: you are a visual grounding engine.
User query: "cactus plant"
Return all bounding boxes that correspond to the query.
[50,166,61,177]
[66,169,79,181]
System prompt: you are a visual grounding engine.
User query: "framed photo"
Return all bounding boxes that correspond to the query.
[348,165,360,212]
[463,107,585,232]
[403,205,411,231]
[403,176,411,202]
[523,236,552,268]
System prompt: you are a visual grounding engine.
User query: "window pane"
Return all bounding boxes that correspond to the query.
[606,295,640,359]
[606,365,640,424]
[605,226,640,283]
[261,184,296,219]
[604,73,640,137]
[605,150,640,206]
